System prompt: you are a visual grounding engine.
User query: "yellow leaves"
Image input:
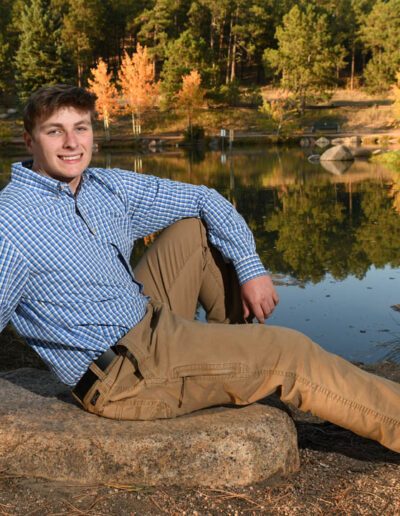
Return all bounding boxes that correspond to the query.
[118,43,160,134]
[118,43,160,112]
[259,93,299,136]
[176,70,205,130]
[176,70,205,112]
[87,59,118,124]
[87,53,206,137]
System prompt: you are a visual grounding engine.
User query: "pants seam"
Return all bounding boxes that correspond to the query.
[166,245,203,300]
[263,369,400,427]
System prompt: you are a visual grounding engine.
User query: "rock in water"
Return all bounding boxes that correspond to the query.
[320,159,353,175]
[308,154,321,163]
[0,369,300,487]
[320,144,354,161]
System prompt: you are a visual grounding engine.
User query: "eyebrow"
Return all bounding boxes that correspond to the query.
[40,120,91,129]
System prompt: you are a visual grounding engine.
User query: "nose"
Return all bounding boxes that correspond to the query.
[63,130,78,148]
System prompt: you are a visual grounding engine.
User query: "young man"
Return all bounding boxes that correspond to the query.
[1,85,399,452]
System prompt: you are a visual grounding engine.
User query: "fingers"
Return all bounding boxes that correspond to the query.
[260,295,276,320]
[244,294,276,323]
[240,275,279,323]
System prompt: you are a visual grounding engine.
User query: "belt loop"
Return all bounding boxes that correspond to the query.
[116,344,143,380]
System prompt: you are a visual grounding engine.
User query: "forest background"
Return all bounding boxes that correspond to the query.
[1,0,400,137]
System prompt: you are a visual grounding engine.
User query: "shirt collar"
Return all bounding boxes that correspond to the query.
[11,160,93,195]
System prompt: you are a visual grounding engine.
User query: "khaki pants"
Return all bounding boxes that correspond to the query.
[81,219,400,453]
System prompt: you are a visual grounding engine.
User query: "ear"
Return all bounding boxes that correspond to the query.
[23,130,34,153]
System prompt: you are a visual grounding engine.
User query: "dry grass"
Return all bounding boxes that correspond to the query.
[342,104,396,131]
[331,87,394,103]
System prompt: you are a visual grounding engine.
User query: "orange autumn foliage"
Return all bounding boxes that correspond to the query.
[88,59,118,140]
[389,171,400,214]
[118,44,159,135]
[176,70,205,129]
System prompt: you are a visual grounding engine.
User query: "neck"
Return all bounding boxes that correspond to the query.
[31,164,82,195]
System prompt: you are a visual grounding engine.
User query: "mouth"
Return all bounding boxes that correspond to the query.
[58,154,83,162]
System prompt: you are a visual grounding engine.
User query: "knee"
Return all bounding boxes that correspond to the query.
[164,218,206,247]
[268,326,320,361]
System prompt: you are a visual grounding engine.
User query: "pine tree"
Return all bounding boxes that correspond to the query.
[360,0,400,92]
[118,44,160,135]
[0,0,13,95]
[188,0,232,81]
[14,0,71,103]
[88,59,118,141]
[0,33,10,95]
[263,4,345,108]
[61,0,105,87]
[161,30,211,103]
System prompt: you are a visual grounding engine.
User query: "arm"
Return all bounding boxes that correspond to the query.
[0,236,29,332]
[119,169,278,317]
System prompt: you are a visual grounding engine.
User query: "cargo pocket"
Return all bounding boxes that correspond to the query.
[172,362,250,413]
[172,362,249,379]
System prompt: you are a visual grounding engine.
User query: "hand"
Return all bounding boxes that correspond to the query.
[240,275,279,323]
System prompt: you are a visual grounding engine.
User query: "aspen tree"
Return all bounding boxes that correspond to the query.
[88,59,118,141]
[118,44,159,136]
[176,70,205,140]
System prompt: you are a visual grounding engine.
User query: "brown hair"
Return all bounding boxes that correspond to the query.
[23,84,97,134]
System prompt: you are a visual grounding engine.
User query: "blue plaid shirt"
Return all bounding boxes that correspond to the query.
[0,161,267,386]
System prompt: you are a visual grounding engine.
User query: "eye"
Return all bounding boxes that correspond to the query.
[47,129,61,135]
[76,126,89,132]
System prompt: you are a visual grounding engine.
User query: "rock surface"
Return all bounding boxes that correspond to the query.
[0,369,300,487]
[320,144,354,161]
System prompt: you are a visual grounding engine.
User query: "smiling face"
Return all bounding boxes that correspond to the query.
[24,106,94,194]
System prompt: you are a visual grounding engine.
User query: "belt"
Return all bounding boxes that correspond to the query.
[72,347,118,404]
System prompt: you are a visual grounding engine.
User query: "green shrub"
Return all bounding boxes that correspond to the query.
[182,124,205,144]
[0,121,11,146]
[216,79,241,106]
[371,150,400,170]
[240,86,263,107]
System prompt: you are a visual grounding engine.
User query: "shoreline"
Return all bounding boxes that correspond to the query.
[3,127,400,152]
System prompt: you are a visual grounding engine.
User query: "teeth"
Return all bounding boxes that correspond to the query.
[60,155,81,161]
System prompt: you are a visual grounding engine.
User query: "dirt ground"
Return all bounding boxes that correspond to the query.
[0,361,399,516]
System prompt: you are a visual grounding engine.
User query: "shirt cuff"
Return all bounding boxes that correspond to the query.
[234,254,268,286]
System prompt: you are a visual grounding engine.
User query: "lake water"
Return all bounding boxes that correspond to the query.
[1,145,400,364]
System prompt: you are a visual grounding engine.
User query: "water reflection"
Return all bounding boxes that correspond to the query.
[1,146,399,363]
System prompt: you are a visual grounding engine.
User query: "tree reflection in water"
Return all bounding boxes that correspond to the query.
[249,181,400,284]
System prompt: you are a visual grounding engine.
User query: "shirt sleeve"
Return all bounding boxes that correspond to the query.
[0,235,29,331]
[116,169,267,285]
